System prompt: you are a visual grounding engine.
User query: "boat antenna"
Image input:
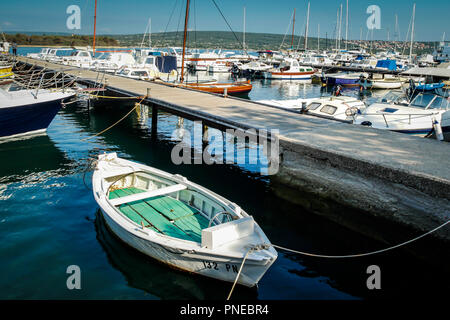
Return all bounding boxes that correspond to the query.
[180,0,190,83]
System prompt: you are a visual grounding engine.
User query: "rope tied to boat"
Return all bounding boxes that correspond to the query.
[226,220,449,300]
[81,95,148,142]
[270,220,450,259]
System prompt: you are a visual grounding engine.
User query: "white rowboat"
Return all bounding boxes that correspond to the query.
[92,153,277,287]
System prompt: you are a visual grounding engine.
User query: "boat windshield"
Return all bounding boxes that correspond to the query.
[428,96,450,110]
[377,91,404,104]
[410,94,436,109]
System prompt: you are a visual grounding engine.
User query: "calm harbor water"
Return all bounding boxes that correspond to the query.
[1,48,448,300]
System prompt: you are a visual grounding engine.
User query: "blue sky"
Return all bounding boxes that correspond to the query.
[0,0,448,41]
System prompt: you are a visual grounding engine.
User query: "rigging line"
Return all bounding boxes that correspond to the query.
[160,0,179,48]
[210,0,247,54]
[279,11,294,51]
[175,0,185,45]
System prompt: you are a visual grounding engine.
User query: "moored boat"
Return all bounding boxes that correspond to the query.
[176,80,252,96]
[263,58,315,80]
[354,92,450,136]
[0,88,76,140]
[92,152,277,287]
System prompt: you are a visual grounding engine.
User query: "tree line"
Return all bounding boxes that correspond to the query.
[4,33,119,47]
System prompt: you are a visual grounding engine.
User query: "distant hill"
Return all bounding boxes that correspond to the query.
[3,33,119,47]
[2,30,437,54]
[110,31,437,54]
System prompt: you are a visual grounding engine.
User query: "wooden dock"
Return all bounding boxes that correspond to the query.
[14,56,450,244]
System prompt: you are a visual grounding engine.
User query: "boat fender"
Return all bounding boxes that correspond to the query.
[361,121,372,127]
[301,102,307,114]
[431,116,444,141]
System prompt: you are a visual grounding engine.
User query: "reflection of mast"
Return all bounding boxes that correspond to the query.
[93,0,97,57]
[180,0,190,83]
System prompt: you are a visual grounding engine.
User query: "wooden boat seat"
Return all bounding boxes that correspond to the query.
[109,187,210,242]
[109,184,186,206]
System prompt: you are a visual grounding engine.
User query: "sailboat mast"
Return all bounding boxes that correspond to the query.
[243,6,246,51]
[409,3,416,62]
[339,3,343,49]
[291,8,296,49]
[180,0,190,83]
[304,2,310,51]
[149,18,152,48]
[335,8,339,49]
[93,0,97,57]
[317,24,320,51]
[345,0,348,50]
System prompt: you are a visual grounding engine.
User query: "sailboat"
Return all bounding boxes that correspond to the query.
[170,0,252,96]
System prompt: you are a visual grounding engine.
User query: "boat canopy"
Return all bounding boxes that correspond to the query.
[376,60,397,71]
[156,56,177,73]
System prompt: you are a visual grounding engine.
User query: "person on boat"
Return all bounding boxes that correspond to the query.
[333,85,342,96]
[12,42,17,56]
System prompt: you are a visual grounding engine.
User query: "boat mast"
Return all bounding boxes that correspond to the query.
[304,2,310,51]
[339,3,343,50]
[409,3,416,63]
[345,0,348,50]
[291,8,296,50]
[149,18,152,48]
[93,0,98,57]
[180,0,190,83]
[317,24,320,51]
[335,8,339,49]
[243,6,246,51]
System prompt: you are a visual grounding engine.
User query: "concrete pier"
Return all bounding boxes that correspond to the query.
[14,57,450,246]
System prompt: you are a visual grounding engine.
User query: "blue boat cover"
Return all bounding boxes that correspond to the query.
[376,60,397,71]
[156,56,177,73]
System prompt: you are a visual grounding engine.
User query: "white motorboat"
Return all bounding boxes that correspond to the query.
[116,67,152,80]
[92,153,277,287]
[90,52,136,73]
[263,58,315,80]
[258,94,366,122]
[354,92,450,136]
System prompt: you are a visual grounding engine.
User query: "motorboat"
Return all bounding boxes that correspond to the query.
[258,94,366,122]
[321,72,364,87]
[92,152,277,287]
[0,87,76,139]
[354,91,450,136]
[90,52,136,73]
[263,58,315,80]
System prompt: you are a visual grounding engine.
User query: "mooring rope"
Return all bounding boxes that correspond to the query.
[270,220,450,259]
[81,95,148,141]
[227,246,255,301]
[227,220,449,300]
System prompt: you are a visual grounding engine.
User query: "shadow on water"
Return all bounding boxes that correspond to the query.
[0,134,73,184]
[94,210,257,300]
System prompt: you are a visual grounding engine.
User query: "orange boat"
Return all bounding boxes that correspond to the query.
[176,80,252,95]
